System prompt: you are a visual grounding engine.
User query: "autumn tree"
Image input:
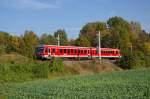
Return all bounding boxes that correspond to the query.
[23,30,39,57]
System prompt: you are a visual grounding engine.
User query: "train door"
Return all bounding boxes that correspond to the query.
[51,48,56,56]
[48,48,51,57]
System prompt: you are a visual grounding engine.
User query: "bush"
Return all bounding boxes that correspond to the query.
[131,51,146,69]
[0,62,49,83]
[32,62,49,78]
[0,45,5,55]
[49,58,64,72]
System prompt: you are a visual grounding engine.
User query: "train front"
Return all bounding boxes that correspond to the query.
[34,46,46,60]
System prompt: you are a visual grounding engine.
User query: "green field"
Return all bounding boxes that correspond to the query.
[0,69,150,99]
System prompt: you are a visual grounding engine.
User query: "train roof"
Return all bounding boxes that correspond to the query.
[38,45,120,51]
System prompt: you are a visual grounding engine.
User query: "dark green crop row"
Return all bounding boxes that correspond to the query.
[0,68,150,99]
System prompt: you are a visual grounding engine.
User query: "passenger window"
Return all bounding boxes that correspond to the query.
[60,49,62,53]
[71,49,73,53]
[48,48,50,53]
[68,49,70,54]
[74,49,76,54]
[88,50,90,54]
[84,50,87,54]
[52,48,55,53]
[81,50,83,54]
[78,49,80,54]
[45,48,48,53]
[116,51,118,54]
[64,49,66,53]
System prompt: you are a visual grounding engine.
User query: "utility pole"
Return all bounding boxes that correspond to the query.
[130,43,133,53]
[57,34,60,46]
[98,30,101,63]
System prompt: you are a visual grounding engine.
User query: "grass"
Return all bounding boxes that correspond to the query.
[0,68,150,99]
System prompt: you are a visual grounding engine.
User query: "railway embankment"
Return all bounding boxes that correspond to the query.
[63,60,122,75]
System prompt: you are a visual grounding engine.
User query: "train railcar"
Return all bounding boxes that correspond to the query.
[34,45,121,60]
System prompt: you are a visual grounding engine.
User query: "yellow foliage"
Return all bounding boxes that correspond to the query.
[144,42,150,54]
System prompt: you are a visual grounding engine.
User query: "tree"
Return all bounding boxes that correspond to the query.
[39,33,55,45]
[75,34,91,47]
[80,22,108,47]
[68,39,76,46]
[0,31,10,53]
[131,51,146,69]
[107,17,133,55]
[54,29,68,45]
[23,30,39,57]
[9,36,21,52]
[130,21,141,41]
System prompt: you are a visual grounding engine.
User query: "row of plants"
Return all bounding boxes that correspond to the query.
[0,68,149,98]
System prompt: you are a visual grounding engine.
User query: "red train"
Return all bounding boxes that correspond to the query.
[34,45,121,60]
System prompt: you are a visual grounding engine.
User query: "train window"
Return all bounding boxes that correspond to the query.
[60,49,63,53]
[45,48,48,53]
[78,49,80,54]
[71,49,74,53]
[106,51,108,54]
[67,49,70,54]
[116,51,118,54]
[52,48,55,53]
[48,48,50,53]
[107,51,109,54]
[88,50,90,54]
[74,49,76,54]
[84,50,87,54]
[64,49,66,54]
[81,50,83,54]
[112,51,114,54]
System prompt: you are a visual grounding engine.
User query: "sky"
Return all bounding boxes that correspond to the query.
[0,0,150,39]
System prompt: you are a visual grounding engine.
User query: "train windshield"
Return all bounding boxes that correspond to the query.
[35,47,44,53]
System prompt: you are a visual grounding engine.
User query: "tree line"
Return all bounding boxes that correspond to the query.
[0,16,150,69]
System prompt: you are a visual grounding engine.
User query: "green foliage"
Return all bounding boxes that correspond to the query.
[0,45,6,55]
[23,30,39,57]
[0,69,150,98]
[31,62,49,78]
[39,33,55,45]
[49,58,64,72]
[75,34,91,47]
[131,51,145,69]
[54,29,68,45]
[80,22,107,47]
[0,62,49,83]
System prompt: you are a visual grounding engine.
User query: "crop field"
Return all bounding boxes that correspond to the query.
[0,69,150,99]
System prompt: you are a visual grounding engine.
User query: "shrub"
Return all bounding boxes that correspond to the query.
[0,62,49,83]
[32,62,49,78]
[49,58,64,72]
